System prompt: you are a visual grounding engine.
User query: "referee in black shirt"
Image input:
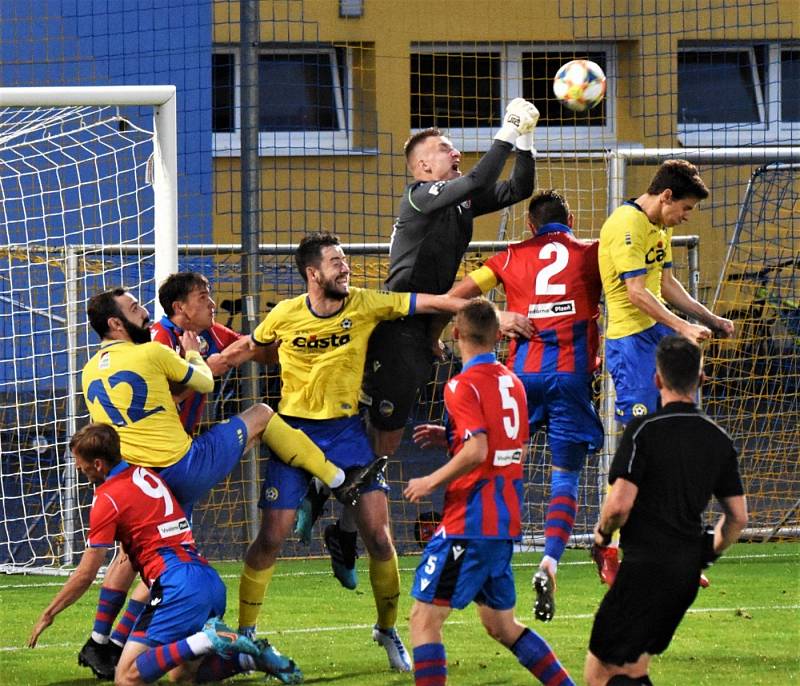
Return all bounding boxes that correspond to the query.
[584,335,748,686]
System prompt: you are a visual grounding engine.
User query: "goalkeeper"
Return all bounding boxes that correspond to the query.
[308,98,540,587]
[584,335,747,686]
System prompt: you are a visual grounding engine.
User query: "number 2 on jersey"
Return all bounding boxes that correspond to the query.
[535,241,569,295]
[86,371,164,426]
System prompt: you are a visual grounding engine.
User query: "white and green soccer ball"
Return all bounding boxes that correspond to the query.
[553,59,607,112]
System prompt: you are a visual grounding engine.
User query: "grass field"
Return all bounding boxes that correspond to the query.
[1,543,798,685]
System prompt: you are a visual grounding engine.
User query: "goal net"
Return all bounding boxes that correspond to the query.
[0,87,177,572]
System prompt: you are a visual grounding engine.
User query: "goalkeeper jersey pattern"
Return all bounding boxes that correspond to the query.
[81,340,214,468]
[599,201,673,339]
[471,223,601,374]
[439,353,529,540]
[252,287,413,420]
[87,461,205,586]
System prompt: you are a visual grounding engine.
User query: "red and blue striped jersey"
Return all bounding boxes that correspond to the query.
[480,224,601,375]
[440,353,529,539]
[87,463,206,586]
[152,317,241,433]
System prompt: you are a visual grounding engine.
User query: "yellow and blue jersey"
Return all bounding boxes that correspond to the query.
[599,201,673,339]
[253,287,413,420]
[81,341,214,468]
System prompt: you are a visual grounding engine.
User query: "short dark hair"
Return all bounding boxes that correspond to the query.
[158,272,210,317]
[87,287,128,339]
[646,159,709,201]
[295,232,341,282]
[656,334,702,395]
[403,127,442,161]
[69,423,123,467]
[456,297,499,347]
[528,189,570,228]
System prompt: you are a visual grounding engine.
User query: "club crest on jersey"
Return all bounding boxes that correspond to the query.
[528,300,576,319]
[197,337,209,355]
[632,403,648,417]
[263,487,279,502]
[292,333,351,349]
[341,318,352,330]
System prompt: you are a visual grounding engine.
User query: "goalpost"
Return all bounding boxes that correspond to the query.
[0,86,178,572]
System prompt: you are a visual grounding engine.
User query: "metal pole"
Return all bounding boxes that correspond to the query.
[62,249,79,565]
[240,0,261,541]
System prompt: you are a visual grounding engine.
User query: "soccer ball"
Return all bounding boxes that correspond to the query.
[553,59,607,112]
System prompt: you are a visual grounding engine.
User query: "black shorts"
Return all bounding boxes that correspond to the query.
[361,318,433,431]
[589,555,701,665]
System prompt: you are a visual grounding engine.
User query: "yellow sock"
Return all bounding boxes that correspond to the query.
[263,414,340,486]
[238,563,274,631]
[369,553,400,630]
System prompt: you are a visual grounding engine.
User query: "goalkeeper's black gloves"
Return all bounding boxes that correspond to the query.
[701,525,720,569]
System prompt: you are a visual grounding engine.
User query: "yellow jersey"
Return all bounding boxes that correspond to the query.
[81,340,214,468]
[253,287,413,420]
[599,202,673,339]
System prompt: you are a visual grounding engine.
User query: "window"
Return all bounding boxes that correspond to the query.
[212,46,353,156]
[678,43,799,145]
[410,43,615,152]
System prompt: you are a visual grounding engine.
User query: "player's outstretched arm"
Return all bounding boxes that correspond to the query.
[28,547,108,648]
[414,293,470,315]
[660,268,734,338]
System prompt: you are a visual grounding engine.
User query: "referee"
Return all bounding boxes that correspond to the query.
[584,335,747,686]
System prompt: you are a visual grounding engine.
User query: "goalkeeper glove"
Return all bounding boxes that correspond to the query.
[494,98,540,145]
[515,132,535,152]
[701,525,720,569]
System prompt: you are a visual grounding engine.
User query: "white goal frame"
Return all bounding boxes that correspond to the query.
[0,86,178,571]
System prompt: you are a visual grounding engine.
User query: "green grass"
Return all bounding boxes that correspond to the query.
[1,543,798,684]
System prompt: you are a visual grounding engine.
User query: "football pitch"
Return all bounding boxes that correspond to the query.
[2,544,797,685]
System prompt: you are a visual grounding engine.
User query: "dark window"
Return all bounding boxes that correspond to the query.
[782,50,800,122]
[410,52,501,129]
[678,51,760,124]
[522,51,607,127]
[212,53,235,133]
[258,52,341,132]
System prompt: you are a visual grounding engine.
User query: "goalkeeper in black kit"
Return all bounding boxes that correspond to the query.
[310,98,540,582]
[584,335,748,686]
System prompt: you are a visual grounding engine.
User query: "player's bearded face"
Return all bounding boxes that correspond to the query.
[315,246,350,300]
[121,312,152,344]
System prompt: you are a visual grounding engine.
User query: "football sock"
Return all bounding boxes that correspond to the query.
[607,676,654,685]
[544,468,580,563]
[511,627,574,685]
[135,633,209,683]
[195,653,253,683]
[238,563,275,633]
[369,553,400,630]
[110,597,147,646]
[413,643,447,686]
[91,587,127,641]
[263,414,343,487]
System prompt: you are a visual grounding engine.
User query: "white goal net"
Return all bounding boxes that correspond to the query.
[0,87,177,572]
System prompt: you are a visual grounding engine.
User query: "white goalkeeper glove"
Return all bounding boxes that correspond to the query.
[515,132,535,152]
[494,98,540,145]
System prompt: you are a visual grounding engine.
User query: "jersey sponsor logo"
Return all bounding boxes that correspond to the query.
[645,244,667,264]
[493,448,523,467]
[452,544,465,560]
[291,333,351,349]
[527,300,576,319]
[157,517,190,538]
[428,181,446,196]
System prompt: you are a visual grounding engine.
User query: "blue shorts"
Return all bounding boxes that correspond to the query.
[411,536,516,611]
[129,562,226,647]
[518,372,603,469]
[606,323,673,424]
[159,416,247,518]
[258,415,388,510]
